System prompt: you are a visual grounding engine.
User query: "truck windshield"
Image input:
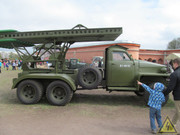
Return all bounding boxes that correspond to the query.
[112,52,130,61]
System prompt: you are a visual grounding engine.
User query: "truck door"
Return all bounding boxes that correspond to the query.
[107,51,135,87]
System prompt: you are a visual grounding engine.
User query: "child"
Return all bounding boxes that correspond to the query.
[5,62,9,70]
[137,80,165,134]
[0,60,2,73]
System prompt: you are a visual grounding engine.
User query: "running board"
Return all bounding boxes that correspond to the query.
[107,87,137,91]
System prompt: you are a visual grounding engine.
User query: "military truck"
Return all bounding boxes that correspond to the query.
[91,56,103,67]
[0,24,170,106]
[67,58,87,69]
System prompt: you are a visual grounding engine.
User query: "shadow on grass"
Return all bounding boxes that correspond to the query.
[1,91,174,108]
[71,93,146,107]
[71,92,174,108]
[1,92,145,107]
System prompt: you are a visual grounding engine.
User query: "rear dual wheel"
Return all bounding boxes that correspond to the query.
[17,80,43,104]
[46,81,73,106]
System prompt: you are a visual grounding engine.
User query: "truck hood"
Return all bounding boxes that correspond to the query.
[138,60,165,68]
[134,60,168,74]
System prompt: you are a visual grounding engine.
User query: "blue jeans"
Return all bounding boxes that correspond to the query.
[149,107,162,130]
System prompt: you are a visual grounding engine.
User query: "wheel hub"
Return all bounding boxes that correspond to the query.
[23,85,35,98]
[53,87,66,100]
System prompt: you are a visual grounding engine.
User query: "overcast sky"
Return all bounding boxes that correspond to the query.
[0,0,180,51]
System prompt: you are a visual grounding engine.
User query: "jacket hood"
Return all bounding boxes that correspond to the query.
[154,82,165,92]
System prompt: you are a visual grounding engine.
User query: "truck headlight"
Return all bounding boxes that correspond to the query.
[161,67,167,73]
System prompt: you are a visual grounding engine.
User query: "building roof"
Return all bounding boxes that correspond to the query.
[71,40,139,48]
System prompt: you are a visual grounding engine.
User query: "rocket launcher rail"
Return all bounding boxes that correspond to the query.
[0,24,122,49]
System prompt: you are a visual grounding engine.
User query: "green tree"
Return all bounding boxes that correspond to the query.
[167,38,180,49]
[9,52,18,60]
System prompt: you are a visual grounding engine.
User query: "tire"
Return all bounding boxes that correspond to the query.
[17,80,43,104]
[144,83,169,106]
[134,78,147,97]
[134,90,145,96]
[136,77,166,97]
[46,81,73,106]
[78,66,102,89]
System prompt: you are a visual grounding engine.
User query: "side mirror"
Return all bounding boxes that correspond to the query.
[129,54,133,58]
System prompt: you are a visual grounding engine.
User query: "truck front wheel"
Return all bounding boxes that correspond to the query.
[46,81,73,106]
[17,80,43,104]
[134,90,145,96]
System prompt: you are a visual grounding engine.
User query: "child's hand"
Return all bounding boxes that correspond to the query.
[137,80,142,85]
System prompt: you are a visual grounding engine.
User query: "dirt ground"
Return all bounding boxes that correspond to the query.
[0,70,179,135]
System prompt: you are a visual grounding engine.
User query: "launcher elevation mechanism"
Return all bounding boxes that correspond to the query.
[0,24,122,71]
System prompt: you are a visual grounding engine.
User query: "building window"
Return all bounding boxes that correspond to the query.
[158,59,163,64]
[147,58,152,62]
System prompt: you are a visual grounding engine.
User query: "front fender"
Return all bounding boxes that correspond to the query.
[138,72,170,78]
[12,73,76,91]
[137,73,170,86]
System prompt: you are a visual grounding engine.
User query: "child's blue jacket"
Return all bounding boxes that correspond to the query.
[142,82,165,110]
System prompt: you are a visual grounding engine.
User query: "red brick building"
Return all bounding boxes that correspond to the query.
[66,41,180,64]
[139,49,180,64]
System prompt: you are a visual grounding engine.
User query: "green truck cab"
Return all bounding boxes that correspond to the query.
[106,45,169,90]
[0,25,170,106]
[78,45,169,93]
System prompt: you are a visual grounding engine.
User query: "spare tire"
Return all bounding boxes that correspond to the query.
[78,66,102,89]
